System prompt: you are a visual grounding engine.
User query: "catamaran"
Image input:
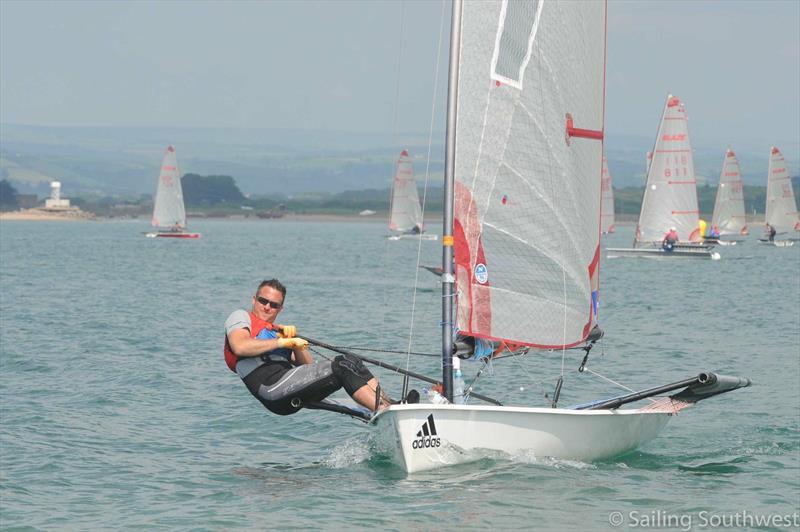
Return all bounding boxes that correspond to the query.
[760,146,799,246]
[606,95,718,260]
[706,148,748,245]
[601,155,616,234]
[145,145,200,239]
[296,0,749,473]
[387,149,437,241]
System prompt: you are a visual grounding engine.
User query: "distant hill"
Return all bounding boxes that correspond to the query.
[1,123,797,198]
[0,123,443,197]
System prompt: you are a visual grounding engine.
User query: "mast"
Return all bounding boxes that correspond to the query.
[441,0,463,402]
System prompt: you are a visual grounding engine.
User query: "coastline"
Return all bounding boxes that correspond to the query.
[0,211,767,226]
[0,208,96,222]
[0,212,420,223]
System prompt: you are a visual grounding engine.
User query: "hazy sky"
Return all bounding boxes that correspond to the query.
[1,0,798,151]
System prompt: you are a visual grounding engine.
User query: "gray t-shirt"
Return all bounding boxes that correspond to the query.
[225,309,264,379]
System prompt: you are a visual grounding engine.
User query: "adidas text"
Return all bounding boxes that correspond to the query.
[412,435,441,449]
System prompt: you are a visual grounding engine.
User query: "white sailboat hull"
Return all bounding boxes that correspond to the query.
[758,239,795,247]
[371,404,671,473]
[606,247,721,260]
[387,233,438,241]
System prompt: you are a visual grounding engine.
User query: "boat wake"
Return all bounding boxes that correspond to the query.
[507,450,597,470]
[321,436,373,469]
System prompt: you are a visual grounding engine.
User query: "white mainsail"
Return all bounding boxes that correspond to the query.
[635,95,701,246]
[151,145,187,229]
[452,0,604,348]
[765,146,800,236]
[601,155,616,234]
[388,149,424,234]
[711,148,748,237]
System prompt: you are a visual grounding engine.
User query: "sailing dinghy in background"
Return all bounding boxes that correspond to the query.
[606,95,719,260]
[707,148,748,245]
[387,150,437,241]
[759,146,799,246]
[601,155,616,234]
[346,0,748,473]
[145,145,200,239]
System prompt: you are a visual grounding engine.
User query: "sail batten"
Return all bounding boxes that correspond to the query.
[151,145,187,229]
[453,0,606,348]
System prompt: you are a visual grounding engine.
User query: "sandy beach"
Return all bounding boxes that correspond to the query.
[0,208,96,222]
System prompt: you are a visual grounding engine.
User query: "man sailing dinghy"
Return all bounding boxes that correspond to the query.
[606,95,718,260]
[367,0,748,473]
[145,145,200,239]
[387,149,437,241]
[706,148,748,245]
[759,146,799,246]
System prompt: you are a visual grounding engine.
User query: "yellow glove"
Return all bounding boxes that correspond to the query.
[277,337,308,350]
[277,325,296,338]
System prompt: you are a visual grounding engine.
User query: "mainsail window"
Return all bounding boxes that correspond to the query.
[491,0,543,89]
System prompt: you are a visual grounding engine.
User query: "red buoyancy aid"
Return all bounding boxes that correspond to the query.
[224,311,274,372]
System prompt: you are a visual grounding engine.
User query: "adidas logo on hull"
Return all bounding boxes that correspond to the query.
[411,414,441,449]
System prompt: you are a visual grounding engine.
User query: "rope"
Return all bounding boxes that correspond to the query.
[316,344,439,357]
[581,367,656,404]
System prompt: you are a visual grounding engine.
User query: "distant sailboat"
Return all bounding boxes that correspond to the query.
[707,148,747,245]
[760,146,799,246]
[145,145,200,239]
[601,155,616,234]
[607,95,718,259]
[387,149,436,241]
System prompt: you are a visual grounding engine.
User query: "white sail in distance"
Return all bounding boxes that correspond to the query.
[601,155,616,234]
[453,0,606,348]
[635,95,701,246]
[151,145,187,229]
[711,148,748,237]
[388,149,424,233]
[765,146,800,235]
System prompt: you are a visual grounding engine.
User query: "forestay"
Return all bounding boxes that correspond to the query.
[601,155,616,234]
[765,147,800,235]
[453,0,605,348]
[635,95,700,245]
[389,149,424,233]
[711,148,748,237]
[151,145,187,229]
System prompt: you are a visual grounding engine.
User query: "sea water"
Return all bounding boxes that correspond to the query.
[1,219,798,530]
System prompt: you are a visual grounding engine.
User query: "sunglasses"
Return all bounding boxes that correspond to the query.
[256,296,283,309]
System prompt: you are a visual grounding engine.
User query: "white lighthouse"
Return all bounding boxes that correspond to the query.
[45,181,71,210]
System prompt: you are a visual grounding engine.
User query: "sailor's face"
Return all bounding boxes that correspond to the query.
[252,286,284,322]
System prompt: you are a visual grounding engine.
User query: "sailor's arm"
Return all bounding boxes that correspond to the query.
[291,347,313,366]
[227,328,307,357]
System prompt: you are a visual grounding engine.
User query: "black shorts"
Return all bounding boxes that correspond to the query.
[242,354,375,416]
